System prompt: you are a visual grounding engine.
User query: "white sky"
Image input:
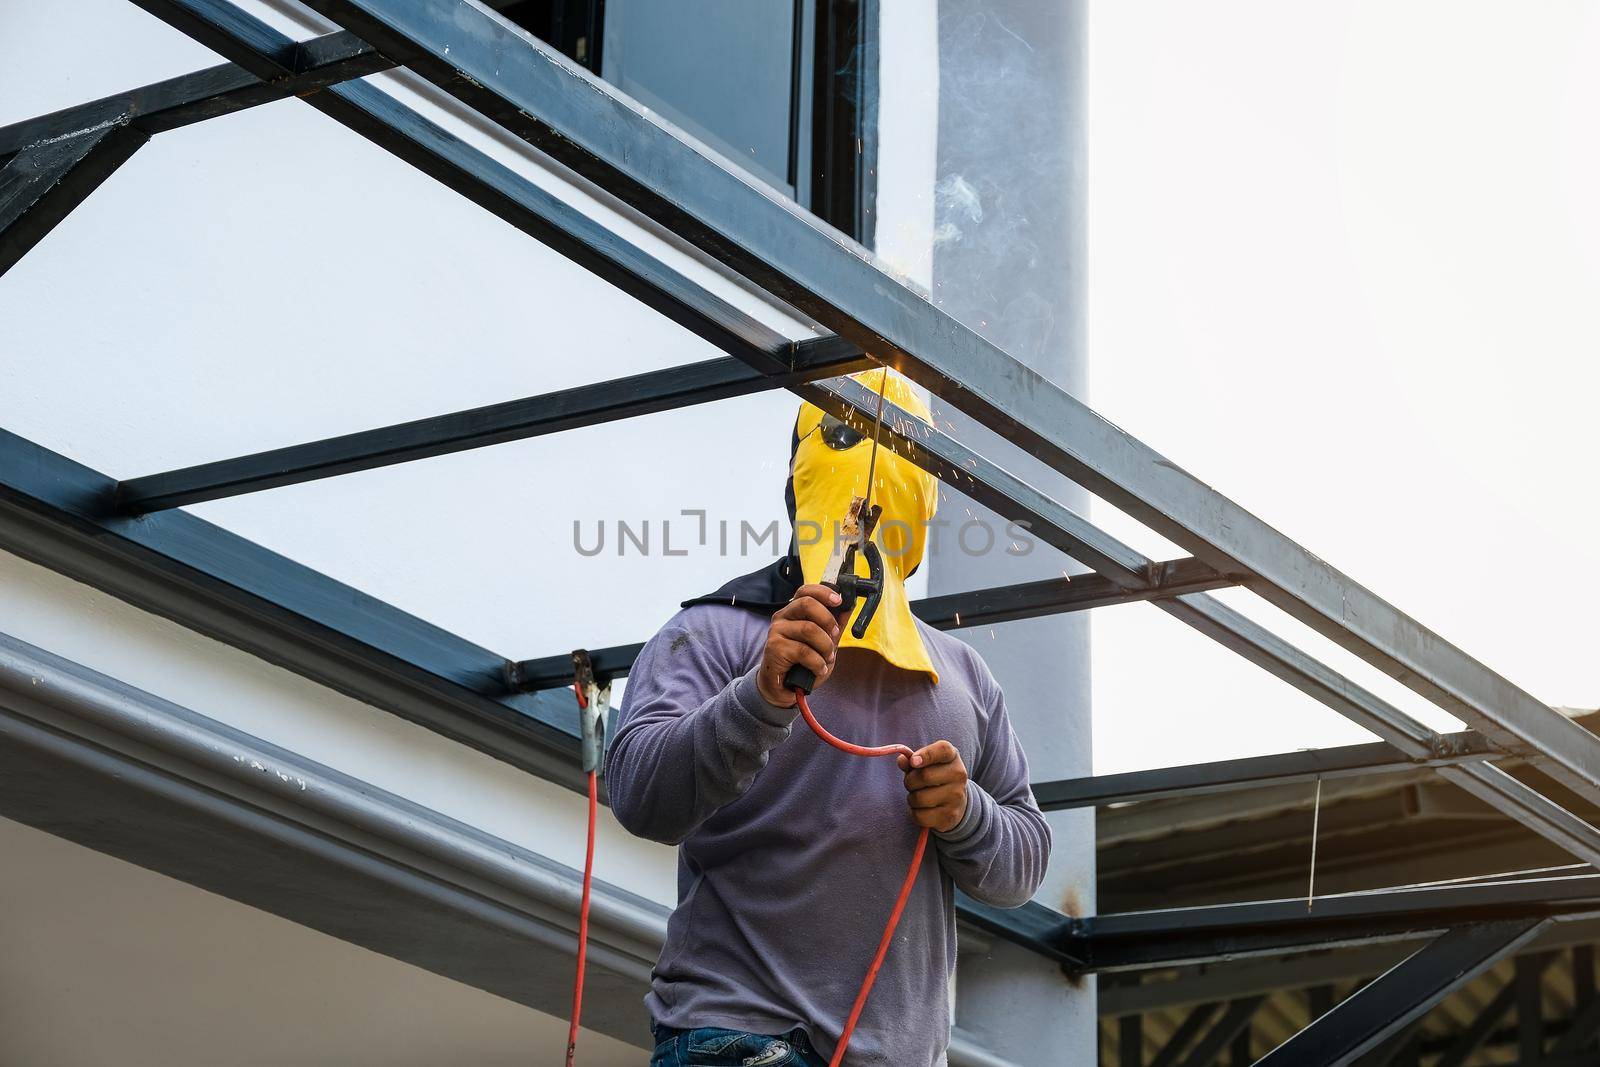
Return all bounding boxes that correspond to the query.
[1086,1,1600,774]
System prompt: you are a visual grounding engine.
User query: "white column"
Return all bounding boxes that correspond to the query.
[926,1,1094,1060]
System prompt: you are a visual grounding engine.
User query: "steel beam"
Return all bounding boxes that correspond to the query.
[1434,761,1600,878]
[0,31,386,158]
[277,0,1600,804]
[908,557,1234,631]
[1254,920,1548,1067]
[0,126,147,278]
[503,558,1233,693]
[1034,733,1495,811]
[1071,877,1600,973]
[116,347,871,513]
[956,891,1081,970]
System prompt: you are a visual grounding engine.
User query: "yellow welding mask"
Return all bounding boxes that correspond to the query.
[791,370,939,684]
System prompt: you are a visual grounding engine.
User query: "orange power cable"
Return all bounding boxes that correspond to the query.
[795,688,930,1067]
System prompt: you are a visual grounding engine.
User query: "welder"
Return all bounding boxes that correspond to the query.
[607,369,1050,1067]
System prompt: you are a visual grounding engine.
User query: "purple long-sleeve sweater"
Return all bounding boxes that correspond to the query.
[607,602,1050,1066]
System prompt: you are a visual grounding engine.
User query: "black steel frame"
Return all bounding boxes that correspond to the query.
[3,1,1597,1060]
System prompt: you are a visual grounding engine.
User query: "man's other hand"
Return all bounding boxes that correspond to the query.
[898,741,970,833]
[756,584,843,707]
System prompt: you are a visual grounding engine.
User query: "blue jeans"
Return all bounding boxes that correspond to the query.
[650,1023,828,1066]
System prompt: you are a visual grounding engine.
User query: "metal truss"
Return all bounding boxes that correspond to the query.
[1252,920,1550,1066]
[3,0,1599,1060]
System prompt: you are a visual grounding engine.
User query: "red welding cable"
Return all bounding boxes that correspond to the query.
[794,688,930,1067]
[794,688,915,760]
[566,767,597,1067]
[567,675,599,1067]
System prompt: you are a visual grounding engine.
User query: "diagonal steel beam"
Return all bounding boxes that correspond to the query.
[277,0,1600,805]
[1254,920,1549,1066]
[1436,761,1600,887]
[0,126,147,278]
[0,31,386,158]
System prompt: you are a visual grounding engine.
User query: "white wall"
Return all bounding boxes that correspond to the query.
[0,814,640,1067]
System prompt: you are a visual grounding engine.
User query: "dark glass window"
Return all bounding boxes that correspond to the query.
[494,0,877,247]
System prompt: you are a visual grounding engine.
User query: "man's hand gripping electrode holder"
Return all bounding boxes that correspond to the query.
[571,649,610,774]
[783,495,885,695]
